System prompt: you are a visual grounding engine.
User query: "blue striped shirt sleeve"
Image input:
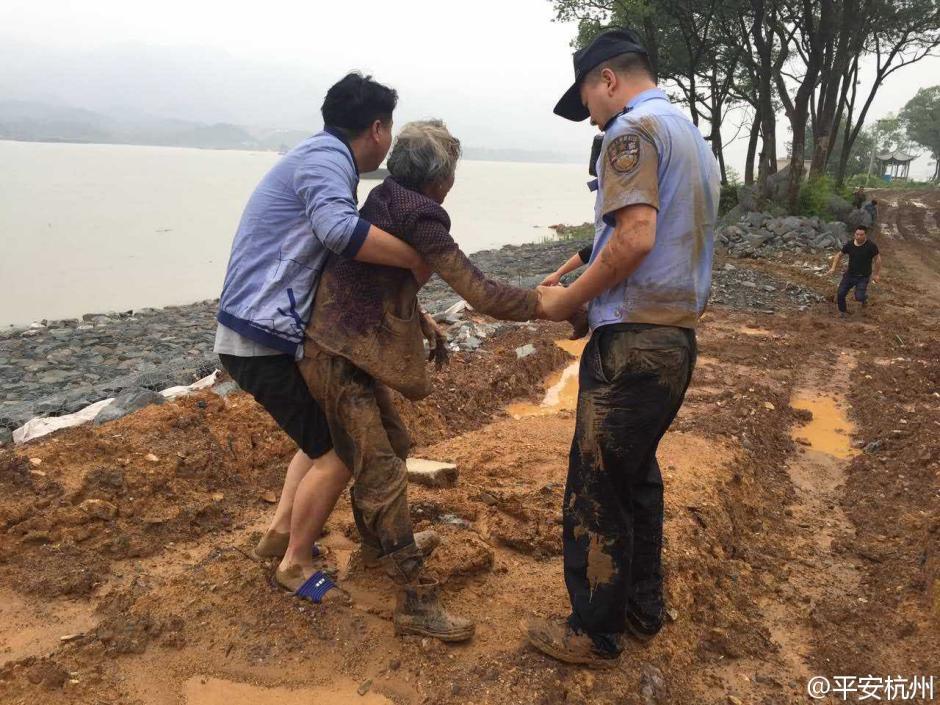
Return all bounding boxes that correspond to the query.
[293,151,370,258]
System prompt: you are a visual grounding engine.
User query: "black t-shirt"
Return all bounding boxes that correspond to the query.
[841,239,879,277]
[578,244,594,264]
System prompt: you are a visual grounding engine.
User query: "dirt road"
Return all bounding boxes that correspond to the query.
[1,191,937,704]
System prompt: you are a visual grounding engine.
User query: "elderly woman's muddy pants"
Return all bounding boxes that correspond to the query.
[298,345,424,583]
[564,323,696,649]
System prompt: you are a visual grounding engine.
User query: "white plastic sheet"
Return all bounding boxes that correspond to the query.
[13,370,222,444]
[12,397,115,445]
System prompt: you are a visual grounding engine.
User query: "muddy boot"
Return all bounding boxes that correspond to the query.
[361,530,441,568]
[394,576,475,642]
[625,607,663,643]
[526,617,620,668]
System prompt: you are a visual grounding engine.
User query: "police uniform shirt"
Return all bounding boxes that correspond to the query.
[586,87,721,330]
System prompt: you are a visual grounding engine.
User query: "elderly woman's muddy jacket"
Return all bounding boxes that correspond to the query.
[305,176,538,400]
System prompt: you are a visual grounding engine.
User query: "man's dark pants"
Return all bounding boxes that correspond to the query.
[837,273,870,313]
[564,323,696,651]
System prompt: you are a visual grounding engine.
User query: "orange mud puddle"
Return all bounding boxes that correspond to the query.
[506,338,586,418]
[184,676,392,705]
[790,392,858,459]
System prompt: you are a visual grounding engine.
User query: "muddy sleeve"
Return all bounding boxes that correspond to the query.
[409,215,538,321]
[599,129,659,227]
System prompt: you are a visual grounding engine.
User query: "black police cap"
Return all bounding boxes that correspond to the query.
[554,28,648,122]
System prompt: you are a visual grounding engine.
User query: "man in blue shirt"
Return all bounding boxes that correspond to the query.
[214,73,433,604]
[531,29,720,666]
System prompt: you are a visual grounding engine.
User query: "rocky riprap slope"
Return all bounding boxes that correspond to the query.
[717,212,850,259]
[1,236,825,440]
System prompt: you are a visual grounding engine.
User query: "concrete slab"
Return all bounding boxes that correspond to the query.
[406,458,458,488]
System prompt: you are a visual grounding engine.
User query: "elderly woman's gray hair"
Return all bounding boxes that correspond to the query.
[386,120,461,189]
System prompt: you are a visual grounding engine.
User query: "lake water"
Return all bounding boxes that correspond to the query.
[0,140,593,328]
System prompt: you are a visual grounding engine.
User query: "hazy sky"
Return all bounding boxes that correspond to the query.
[1,0,937,175]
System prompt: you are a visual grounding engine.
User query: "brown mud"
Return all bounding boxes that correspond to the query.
[0,190,937,704]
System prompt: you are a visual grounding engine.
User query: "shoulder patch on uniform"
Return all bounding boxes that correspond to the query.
[606,134,641,174]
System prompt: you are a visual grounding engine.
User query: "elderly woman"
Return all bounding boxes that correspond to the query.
[278,120,542,641]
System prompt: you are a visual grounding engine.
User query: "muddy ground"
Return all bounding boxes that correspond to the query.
[0,189,937,704]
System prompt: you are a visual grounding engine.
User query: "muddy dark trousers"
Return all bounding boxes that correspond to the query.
[837,273,870,313]
[298,345,423,583]
[563,323,696,652]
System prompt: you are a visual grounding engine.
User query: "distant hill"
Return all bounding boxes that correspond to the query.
[0,100,306,151]
[0,100,580,163]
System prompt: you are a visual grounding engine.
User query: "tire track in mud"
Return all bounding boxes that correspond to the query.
[763,355,863,688]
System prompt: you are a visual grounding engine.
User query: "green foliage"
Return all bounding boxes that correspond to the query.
[900,85,940,180]
[549,222,594,241]
[796,176,849,217]
[847,173,939,188]
[847,173,890,188]
[718,182,739,216]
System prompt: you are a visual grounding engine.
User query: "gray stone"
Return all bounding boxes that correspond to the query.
[745,231,774,247]
[437,513,472,529]
[845,207,873,230]
[781,215,803,232]
[765,167,792,202]
[434,299,468,324]
[767,218,789,236]
[737,184,758,212]
[63,398,92,414]
[744,212,767,229]
[94,387,165,425]
[640,664,667,705]
[827,194,853,221]
[210,379,240,398]
[824,221,848,241]
[38,370,73,385]
[0,427,11,445]
[718,204,744,226]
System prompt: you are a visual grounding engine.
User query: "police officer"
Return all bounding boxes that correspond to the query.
[532,29,720,666]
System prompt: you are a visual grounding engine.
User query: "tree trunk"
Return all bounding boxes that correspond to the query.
[835,57,860,187]
[745,109,761,185]
[750,0,777,197]
[786,0,835,210]
[811,1,857,178]
[713,118,727,183]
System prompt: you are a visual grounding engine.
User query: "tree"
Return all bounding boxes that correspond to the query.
[551,0,743,182]
[900,85,940,181]
[549,0,940,200]
[865,114,904,175]
[774,0,836,210]
[834,119,876,177]
[833,0,940,186]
